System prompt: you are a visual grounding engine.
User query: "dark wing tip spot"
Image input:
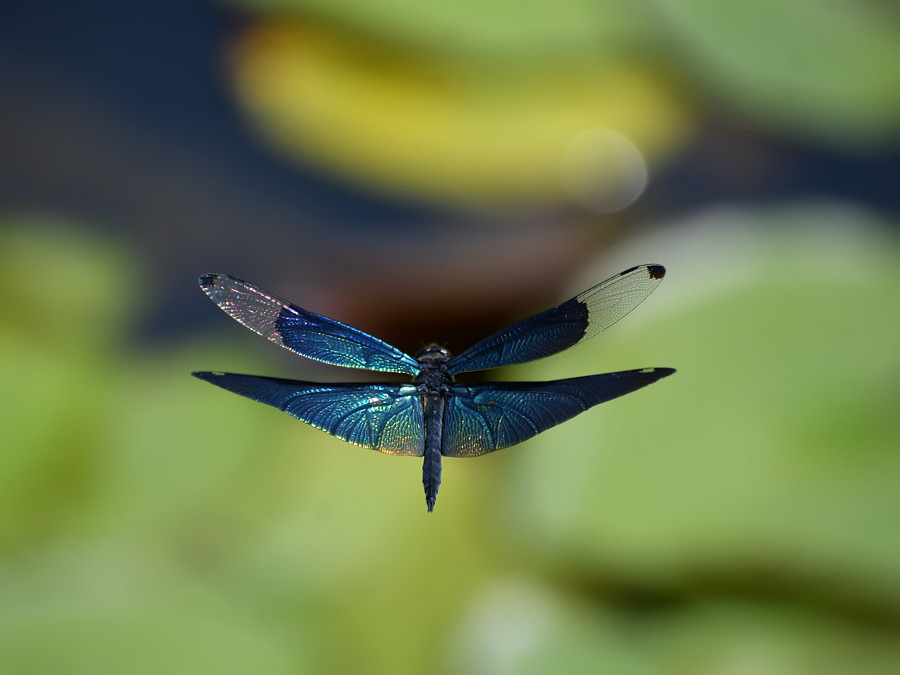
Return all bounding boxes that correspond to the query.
[647,264,666,280]
[198,273,218,289]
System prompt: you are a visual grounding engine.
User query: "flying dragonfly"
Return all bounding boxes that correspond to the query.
[193,264,674,512]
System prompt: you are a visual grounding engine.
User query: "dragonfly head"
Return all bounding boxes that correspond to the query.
[415,344,452,363]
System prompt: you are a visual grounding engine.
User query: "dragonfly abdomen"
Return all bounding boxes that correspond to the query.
[422,395,444,512]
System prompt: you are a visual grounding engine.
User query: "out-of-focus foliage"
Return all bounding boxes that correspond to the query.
[2,212,898,673]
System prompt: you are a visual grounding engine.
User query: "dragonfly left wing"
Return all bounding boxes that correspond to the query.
[442,368,675,457]
[193,372,425,456]
[199,274,421,376]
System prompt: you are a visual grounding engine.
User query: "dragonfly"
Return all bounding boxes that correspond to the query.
[193,264,674,512]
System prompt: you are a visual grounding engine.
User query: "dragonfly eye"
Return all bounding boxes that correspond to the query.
[415,344,452,362]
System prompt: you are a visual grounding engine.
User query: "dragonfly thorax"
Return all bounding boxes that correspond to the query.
[414,347,453,394]
[415,344,453,393]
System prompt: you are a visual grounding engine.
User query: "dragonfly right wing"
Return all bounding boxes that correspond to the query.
[441,368,675,457]
[446,265,665,376]
[193,371,425,456]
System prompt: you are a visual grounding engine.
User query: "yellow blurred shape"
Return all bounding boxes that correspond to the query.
[231,22,692,205]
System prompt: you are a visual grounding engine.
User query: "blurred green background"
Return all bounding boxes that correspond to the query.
[1,1,899,674]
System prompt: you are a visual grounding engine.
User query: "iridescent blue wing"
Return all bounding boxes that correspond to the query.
[446,265,665,376]
[441,367,675,457]
[192,371,424,456]
[199,274,420,376]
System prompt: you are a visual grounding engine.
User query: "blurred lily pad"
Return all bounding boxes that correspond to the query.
[0,220,132,548]
[660,0,900,144]
[0,219,132,354]
[449,581,900,674]
[0,556,299,675]
[500,207,900,616]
